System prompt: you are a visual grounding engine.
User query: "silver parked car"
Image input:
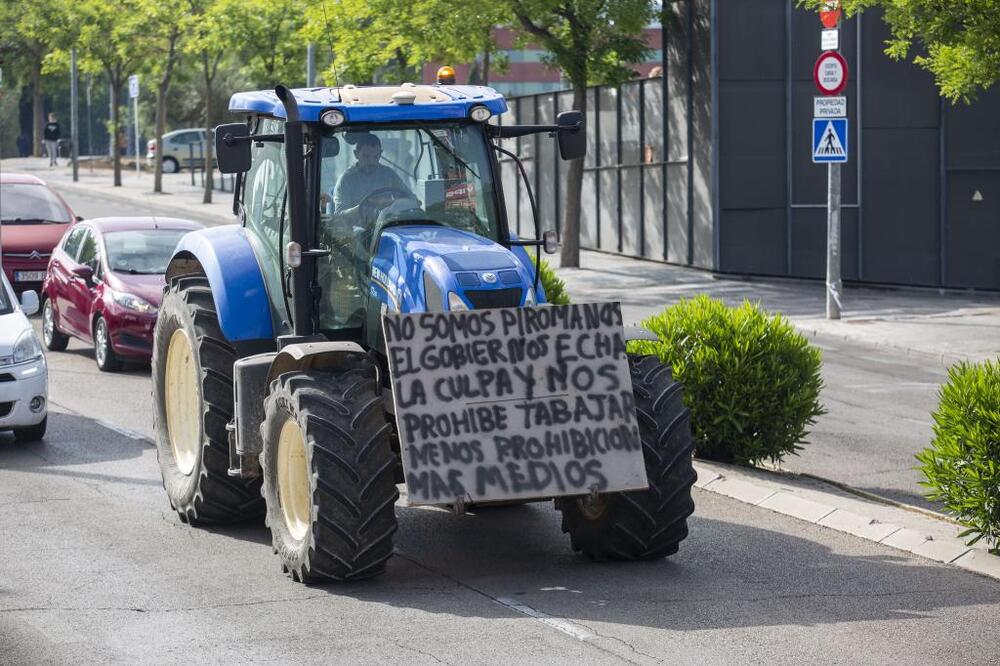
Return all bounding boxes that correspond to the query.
[146,128,214,174]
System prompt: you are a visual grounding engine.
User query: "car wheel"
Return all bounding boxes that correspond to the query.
[162,156,179,174]
[42,298,69,352]
[94,316,123,372]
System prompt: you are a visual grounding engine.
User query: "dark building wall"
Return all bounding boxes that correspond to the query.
[716,1,1000,289]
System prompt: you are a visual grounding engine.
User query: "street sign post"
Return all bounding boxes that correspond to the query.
[128,75,140,177]
[815,4,846,320]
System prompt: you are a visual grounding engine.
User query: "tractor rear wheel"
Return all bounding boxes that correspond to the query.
[555,354,696,561]
[152,276,264,524]
[260,365,399,583]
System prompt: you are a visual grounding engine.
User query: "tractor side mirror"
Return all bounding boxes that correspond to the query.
[556,111,585,161]
[215,123,252,173]
[542,230,559,254]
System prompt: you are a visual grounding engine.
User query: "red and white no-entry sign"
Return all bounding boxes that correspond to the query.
[814,51,848,95]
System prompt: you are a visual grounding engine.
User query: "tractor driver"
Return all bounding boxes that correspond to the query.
[327,133,412,215]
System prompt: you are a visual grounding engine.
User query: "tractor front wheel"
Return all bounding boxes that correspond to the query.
[260,365,399,583]
[555,354,696,561]
[152,276,264,524]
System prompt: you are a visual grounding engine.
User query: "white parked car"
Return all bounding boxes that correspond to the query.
[145,128,214,174]
[0,277,47,441]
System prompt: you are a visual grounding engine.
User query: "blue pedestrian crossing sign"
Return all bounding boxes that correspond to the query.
[813,118,848,163]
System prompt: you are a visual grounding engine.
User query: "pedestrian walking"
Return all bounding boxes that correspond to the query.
[44,113,62,166]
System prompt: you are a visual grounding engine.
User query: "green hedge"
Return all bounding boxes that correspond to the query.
[917,360,1000,553]
[629,295,825,466]
[536,258,570,305]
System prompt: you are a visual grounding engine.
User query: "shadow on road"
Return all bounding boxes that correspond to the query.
[0,412,155,488]
[196,499,1000,632]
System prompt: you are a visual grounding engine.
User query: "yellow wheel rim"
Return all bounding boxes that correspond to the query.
[165,328,201,476]
[277,418,311,542]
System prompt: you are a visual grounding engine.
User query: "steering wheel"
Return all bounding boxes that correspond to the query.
[357,186,413,211]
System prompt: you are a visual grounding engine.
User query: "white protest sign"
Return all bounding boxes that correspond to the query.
[383,302,649,505]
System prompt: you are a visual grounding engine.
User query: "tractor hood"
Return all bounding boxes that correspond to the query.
[370,226,540,312]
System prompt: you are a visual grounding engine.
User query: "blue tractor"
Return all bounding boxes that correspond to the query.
[151,72,696,582]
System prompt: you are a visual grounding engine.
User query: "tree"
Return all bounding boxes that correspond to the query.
[215,0,306,89]
[185,0,228,204]
[802,0,1000,102]
[53,0,151,186]
[141,0,189,193]
[0,2,64,157]
[302,0,508,85]
[508,0,655,267]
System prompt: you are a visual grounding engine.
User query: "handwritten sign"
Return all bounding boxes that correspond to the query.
[383,302,649,505]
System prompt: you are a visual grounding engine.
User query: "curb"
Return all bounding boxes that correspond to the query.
[50,179,233,226]
[692,459,1000,582]
[793,324,972,369]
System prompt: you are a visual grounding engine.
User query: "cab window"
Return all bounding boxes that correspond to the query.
[242,117,289,332]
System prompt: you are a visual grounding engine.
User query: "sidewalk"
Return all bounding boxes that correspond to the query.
[6,156,998,363]
[547,251,1000,365]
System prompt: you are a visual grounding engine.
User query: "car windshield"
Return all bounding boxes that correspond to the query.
[103,229,190,275]
[317,122,499,330]
[0,183,73,224]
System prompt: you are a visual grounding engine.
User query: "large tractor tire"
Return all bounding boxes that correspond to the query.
[260,365,399,583]
[556,355,696,561]
[152,276,264,524]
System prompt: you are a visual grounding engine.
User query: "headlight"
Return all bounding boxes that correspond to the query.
[111,291,156,314]
[469,105,492,122]
[448,292,470,311]
[524,287,537,306]
[13,330,43,364]
[320,109,346,127]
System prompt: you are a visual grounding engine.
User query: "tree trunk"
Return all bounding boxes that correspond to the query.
[202,63,213,205]
[560,83,587,268]
[110,80,122,187]
[153,85,167,193]
[153,39,178,194]
[31,61,44,157]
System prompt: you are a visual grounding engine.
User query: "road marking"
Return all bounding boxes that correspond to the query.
[97,420,153,443]
[494,597,596,641]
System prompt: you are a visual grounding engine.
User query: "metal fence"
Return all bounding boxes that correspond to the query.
[498,79,678,260]
[497,0,713,268]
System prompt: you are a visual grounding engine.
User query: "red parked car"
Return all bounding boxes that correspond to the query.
[41,217,202,371]
[0,173,78,295]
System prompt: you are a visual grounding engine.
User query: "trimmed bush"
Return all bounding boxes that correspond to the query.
[536,258,571,305]
[629,295,825,466]
[917,360,1000,553]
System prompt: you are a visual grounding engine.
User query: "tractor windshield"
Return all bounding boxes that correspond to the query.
[316,123,500,330]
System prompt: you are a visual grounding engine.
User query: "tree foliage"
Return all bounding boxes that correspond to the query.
[302,0,508,84]
[801,0,1000,102]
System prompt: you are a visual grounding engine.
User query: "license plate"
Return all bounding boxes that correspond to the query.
[14,271,46,282]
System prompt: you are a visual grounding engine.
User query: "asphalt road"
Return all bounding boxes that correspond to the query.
[1,185,998,663]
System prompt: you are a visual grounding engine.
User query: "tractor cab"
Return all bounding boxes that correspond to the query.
[214,77,581,353]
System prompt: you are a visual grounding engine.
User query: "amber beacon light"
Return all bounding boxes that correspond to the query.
[436,66,456,85]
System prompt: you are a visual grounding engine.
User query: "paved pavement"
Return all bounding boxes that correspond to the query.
[4,406,1000,664]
